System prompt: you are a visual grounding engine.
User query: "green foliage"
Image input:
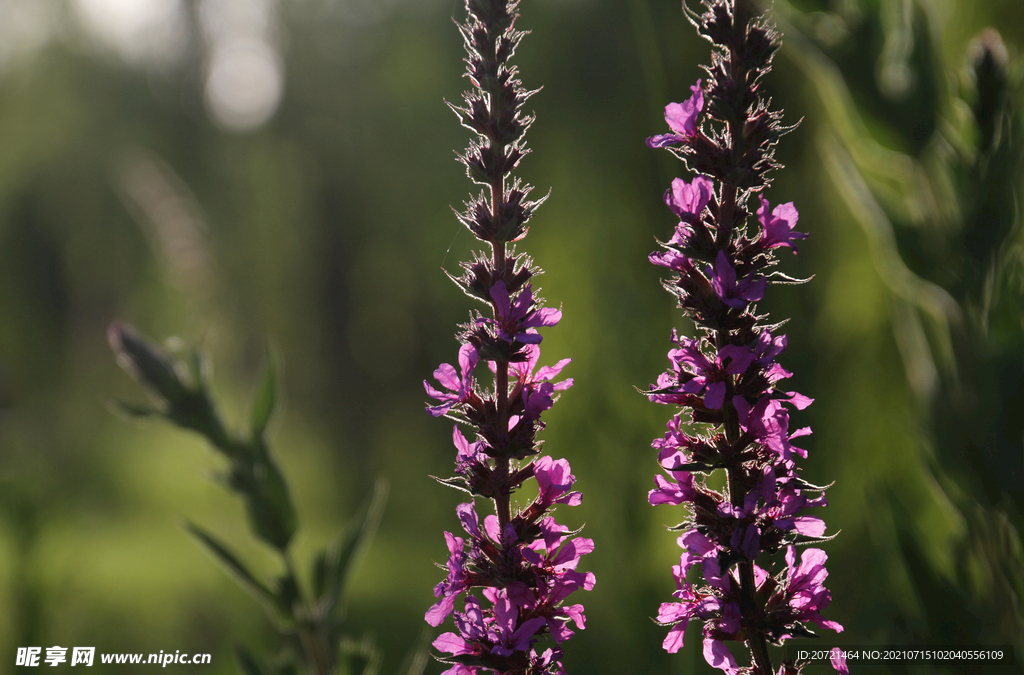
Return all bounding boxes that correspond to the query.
[774,0,1024,655]
[110,324,388,675]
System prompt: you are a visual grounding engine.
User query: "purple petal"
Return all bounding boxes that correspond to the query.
[561,603,586,630]
[432,632,471,656]
[703,637,740,674]
[432,363,460,391]
[425,595,457,627]
[489,280,512,318]
[831,647,849,674]
[719,344,755,375]
[792,516,827,537]
[535,358,571,382]
[456,502,480,538]
[717,601,742,634]
[740,275,767,302]
[667,175,714,218]
[780,390,814,409]
[704,381,726,410]
[662,622,688,653]
[646,133,684,149]
[665,80,704,136]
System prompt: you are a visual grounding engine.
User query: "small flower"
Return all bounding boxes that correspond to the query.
[425,344,480,416]
[707,250,767,309]
[487,588,548,657]
[509,344,573,392]
[487,281,562,345]
[425,532,471,626]
[758,196,807,253]
[778,546,844,634]
[532,456,582,507]
[649,469,698,506]
[647,80,704,148]
[666,175,714,221]
[656,582,721,653]
[452,425,487,475]
[528,647,566,675]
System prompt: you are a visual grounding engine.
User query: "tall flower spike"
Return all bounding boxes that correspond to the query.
[643,2,841,674]
[424,0,592,673]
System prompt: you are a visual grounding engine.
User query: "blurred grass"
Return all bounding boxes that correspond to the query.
[0,0,1021,673]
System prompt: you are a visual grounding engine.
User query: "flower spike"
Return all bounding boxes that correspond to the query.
[643,2,841,674]
[424,0,592,672]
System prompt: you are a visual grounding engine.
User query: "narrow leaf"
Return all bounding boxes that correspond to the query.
[183,521,284,617]
[250,349,278,442]
[108,400,162,419]
[237,447,298,551]
[318,478,388,616]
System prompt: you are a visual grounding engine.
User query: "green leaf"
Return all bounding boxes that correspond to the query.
[249,349,278,442]
[233,446,298,552]
[316,478,388,617]
[108,400,162,419]
[183,521,285,617]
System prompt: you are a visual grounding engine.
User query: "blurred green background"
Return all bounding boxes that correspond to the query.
[1,0,1022,673]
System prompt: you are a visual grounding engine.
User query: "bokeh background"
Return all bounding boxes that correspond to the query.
[1,0,1022,672]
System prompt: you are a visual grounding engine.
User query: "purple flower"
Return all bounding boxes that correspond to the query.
[425,532,471,626]
[649,245,692,271]
[733,394,813,462]
[425,344,480,416]
[533,456,583,507]
[666,175,714,221]
[656,582,721,653]
[529,648,566,675]
[487,588,547,657]
[676,530,720,578]
[486,281,562,345]
[778,546,843,634]
[509,344,572,391]
[758,196,807,253]
[648,332,757,410]
[649,469,697,506]
[452,426,487,474]
[707,250,767,309]
[504,344,573,427]
[647,80,704,148]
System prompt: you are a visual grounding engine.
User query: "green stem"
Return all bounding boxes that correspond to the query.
[284,551,333,675]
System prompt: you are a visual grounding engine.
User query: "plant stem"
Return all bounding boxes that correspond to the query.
[492,176,513,530]
[284,551,332,675]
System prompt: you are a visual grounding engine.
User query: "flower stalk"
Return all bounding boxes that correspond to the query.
[422,0,592,673]
[643,1,843,673]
